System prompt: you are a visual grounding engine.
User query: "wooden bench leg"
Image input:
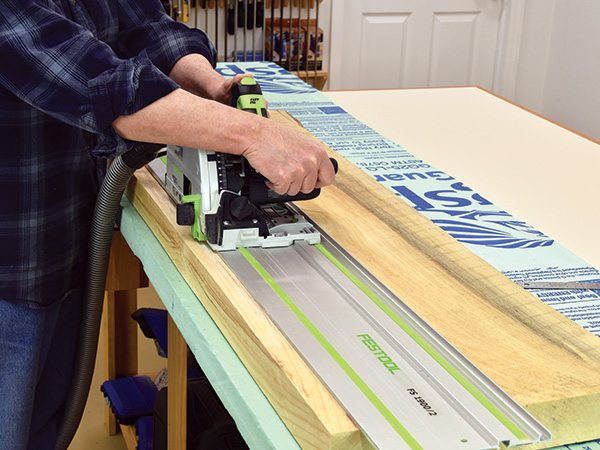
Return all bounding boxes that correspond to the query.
[102,289,139,435]
[102,230,148,435]
[168,314,187,450]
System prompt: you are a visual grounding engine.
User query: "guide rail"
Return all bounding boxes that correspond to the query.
[220,205,551,450]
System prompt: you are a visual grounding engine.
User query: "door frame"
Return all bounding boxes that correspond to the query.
[492,0,527,99]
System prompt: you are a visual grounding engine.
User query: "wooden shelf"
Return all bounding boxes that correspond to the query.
[295,70,328,90]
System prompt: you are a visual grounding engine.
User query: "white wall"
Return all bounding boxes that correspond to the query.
[508,0,600,141]
[542,0,600,141]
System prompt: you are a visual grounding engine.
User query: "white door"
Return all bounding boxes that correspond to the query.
[329,0,504,90]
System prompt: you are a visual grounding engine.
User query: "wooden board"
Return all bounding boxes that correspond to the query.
[125,110,600,449]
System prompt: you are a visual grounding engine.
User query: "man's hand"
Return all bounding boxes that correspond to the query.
[242,119,336,196]
[168,54,251,104]
[211,73,251,105]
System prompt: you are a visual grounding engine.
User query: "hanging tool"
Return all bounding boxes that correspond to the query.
[250,0,256,59]
[222,0,228,61]
[167,78,337,251]
[257,0,264,60]
[182,0,189,22]
[238,0,246,60]
[243,0,248,61]
[202,0,208,36]
[194,0,198,27]
[313,0,319,86]
[278,0,283,64]
[256,0,263,27]
[237,0,244,28]
[170,0,178,20]
[214,0,219,59]
[296,0,301,73]
[269,0,274,60]
[247,0,254,30]
[227,0,235,34]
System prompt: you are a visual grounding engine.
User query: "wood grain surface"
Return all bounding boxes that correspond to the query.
[125,110,600,449]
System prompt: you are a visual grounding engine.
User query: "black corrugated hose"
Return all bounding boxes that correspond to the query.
[55,143,162,450]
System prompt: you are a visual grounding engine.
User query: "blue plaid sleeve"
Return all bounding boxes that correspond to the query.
[0,0,215,157]
[115,0,217,73]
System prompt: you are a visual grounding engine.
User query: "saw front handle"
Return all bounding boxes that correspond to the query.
[229,76,268,117]
[229,77,338,202]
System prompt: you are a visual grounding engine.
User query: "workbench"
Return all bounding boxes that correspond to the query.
[104,64,600,450]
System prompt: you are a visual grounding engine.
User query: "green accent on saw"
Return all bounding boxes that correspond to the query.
[314,243,530,441]
[182,194,206,242]
[236,78,267,116]
[241,76,255,86]
[173,163,182,177]
[238,247,425,450]
[159,155,167,165]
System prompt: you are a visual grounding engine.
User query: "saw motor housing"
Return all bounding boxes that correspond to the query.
[167,78,325,251]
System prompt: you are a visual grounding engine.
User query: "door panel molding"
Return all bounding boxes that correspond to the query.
[329,0,524,92]
[358,13,411,88]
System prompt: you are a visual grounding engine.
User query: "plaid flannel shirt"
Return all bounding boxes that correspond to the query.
[0,0,215,307]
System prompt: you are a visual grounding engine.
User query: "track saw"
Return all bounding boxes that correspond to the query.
[154,79,551,449]
[165,77,336,251]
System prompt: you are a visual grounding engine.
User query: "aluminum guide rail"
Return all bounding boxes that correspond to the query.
[147,160,550,449]
[220,209,551,450]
